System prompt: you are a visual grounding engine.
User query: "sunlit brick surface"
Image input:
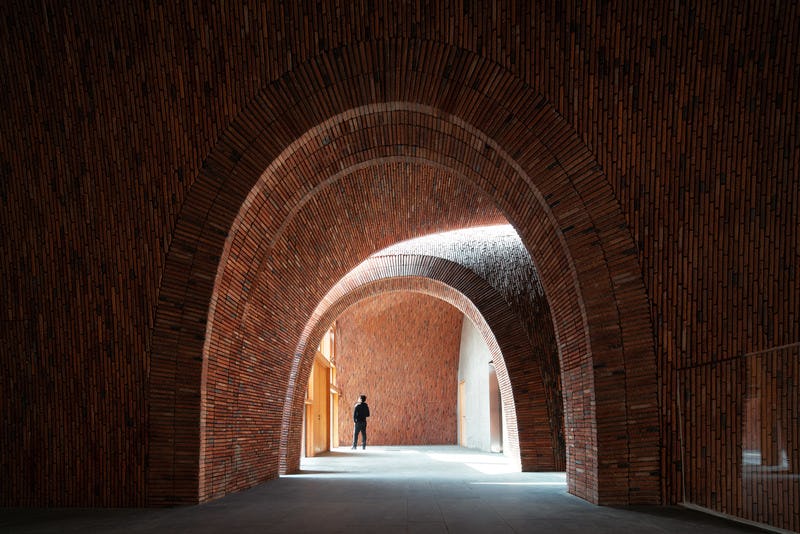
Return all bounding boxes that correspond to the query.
[335,292,462,446]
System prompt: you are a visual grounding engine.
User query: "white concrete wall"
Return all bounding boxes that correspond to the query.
[457,317,502,452]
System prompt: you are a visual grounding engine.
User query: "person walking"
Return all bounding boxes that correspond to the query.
[351,394,370,450]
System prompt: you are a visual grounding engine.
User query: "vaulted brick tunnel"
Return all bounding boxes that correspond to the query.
[2,3,798,532]
[155,92,660,506]
[287,243,564,476]
[288,227,565,473]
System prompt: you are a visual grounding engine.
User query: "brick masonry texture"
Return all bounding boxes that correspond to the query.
[335,292,462,446]
[0,2,797,531]
[288,250,562,476]
[378,227,565,470]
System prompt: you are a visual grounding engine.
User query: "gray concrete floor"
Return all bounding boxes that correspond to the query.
[1,446,766,533]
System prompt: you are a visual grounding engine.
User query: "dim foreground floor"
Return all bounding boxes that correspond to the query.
[1,446,768,534]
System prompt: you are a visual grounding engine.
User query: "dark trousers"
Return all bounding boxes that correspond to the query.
[352,421,367,448]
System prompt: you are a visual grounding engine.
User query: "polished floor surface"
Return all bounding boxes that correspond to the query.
[1,446,765,533]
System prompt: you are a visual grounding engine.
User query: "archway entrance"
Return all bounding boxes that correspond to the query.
[290,226,564,475]
[149,42,658,506]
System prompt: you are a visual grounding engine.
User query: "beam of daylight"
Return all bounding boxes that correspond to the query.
[471,481,566,486]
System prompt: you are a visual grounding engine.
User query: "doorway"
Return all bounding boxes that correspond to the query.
[305,325,338,457]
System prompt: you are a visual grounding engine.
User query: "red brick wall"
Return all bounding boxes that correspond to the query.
[0,3,797,530]
[334,292,461,446]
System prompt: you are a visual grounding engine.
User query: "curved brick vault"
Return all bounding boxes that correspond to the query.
[150,41,658,507]
[3,4,797,530]
[283,250,565,478]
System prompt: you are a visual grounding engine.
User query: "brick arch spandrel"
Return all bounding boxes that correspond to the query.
[151,42,657,505]
[289,270,551,476]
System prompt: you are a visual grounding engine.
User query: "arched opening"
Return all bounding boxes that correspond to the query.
[286,226,564,476]
[301,289,530,462]
[148,42,658,506]
[297,283,530,467]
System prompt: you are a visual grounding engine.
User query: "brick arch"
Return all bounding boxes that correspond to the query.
[283,254,563,476]
[150,41,658,505]
[200,162,502,502]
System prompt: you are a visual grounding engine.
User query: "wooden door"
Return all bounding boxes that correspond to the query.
[305,356,332,457]
[311,360,330,455]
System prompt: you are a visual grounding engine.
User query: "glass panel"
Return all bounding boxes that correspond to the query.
[680,346,799,532]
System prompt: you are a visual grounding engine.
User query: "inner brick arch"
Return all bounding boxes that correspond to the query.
[149,41,658,506]
[200,163,504,503]
[284,254,563,476]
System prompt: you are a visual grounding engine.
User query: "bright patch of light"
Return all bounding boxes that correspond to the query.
[465,463,519,475]
[471,482,566,486]
[375,225,520,257]
[425,451,519,475]
[426,452,509,464]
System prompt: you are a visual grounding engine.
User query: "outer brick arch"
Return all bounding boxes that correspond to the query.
[149,41,659,505]
[283,254,562,476]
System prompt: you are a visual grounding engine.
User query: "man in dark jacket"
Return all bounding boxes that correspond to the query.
[352,394,370,450]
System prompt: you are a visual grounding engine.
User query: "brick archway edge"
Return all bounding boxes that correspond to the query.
[149,41,659,506]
